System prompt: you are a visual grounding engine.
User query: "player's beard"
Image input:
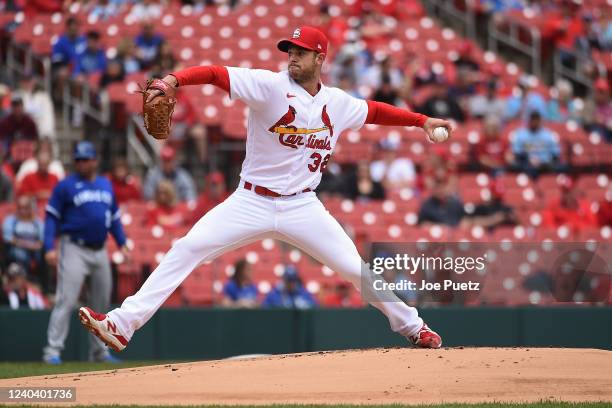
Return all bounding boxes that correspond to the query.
[288,63,316,84]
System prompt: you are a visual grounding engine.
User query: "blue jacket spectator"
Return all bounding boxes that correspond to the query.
[73,31,107,77]
[221,259,258,308]
[262,266,317,309]
[546,79,578,123]
[51,17,86,67]
[135,22,164,68]
[511,111,565,178]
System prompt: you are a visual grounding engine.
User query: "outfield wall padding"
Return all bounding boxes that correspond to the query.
[0,306,610,361]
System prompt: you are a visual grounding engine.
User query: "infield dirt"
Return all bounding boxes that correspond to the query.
[1,348,610,405]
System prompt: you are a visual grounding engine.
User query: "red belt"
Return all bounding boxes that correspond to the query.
[243,181,311,198]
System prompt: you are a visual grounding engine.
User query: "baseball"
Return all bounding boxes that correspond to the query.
[431,127,449,143]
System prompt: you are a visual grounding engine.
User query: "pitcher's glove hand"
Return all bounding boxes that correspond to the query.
[138,78,177,140]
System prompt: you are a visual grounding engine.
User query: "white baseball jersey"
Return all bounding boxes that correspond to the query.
[227,67,369,195]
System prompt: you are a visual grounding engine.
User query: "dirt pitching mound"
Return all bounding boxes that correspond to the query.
[3,348,611,405]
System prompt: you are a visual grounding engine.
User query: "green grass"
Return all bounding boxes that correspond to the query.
[0,361,173,379]
[1,403,611,408]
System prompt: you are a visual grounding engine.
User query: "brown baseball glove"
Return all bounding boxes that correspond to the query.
[138,78,177,140]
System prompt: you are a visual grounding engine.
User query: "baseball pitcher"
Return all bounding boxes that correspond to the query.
[80,26,452,350]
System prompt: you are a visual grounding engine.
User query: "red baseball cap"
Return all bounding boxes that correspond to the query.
[277,26,328,55]
[160,145,176,161]
[594,78,609,92]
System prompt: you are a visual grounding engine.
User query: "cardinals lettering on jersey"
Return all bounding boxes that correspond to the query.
[269,105,333,150]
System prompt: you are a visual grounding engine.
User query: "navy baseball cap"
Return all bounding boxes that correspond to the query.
[283,265,301,282]
[74,141,97,160]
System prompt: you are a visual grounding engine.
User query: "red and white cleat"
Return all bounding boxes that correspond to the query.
[79,307,128,352]
[408,323,442,349]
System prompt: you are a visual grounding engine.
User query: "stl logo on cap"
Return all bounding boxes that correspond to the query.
[292,28,301,39]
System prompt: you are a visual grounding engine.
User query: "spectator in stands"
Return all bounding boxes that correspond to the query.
[15,138,64,184]
[262,265,317,309]
[596,186,612,226]
[448,69,478,113]
[418,178,465,227]
[115,38,141,75]
[469,79,506,120]
[511,111,565,178]
[320,281,362,308]
[543,177,596,231]
[504,75,547,122]
[364,54,403,97]
[0,263,46,310]
[2,195,43,277]
[419,78,465,122]
[345,160,385,200]
[546,79,578,122]
[51,17,85,70]
[16,150,59,205]
[369,138,416,192]
[108,157,141,204]
[463,180,518,231]
[13,73,56,139]
[87,0,123,21]
[221,259,258,308]
[420,148,458,193]
[473,115,512,175]
[135,22,165,70]
[337,74,362,98]
[479,0,524,13]
[143,145,197,202]
[582,78,611,142]
[372,77,401,106]
[99,59,125,88]
[128,0,163,22]
[167,88,199,149]
[145,180,190,229]
[148,40,177,78]
[72,30,107,77]
[453,40,480,73]
[192,171,228,220]
[0,97,38,160]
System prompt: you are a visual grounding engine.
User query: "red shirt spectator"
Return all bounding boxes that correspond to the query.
[108,158,142,204]
[145,180,190,229]
[543,180,596,231]
[16,150,58,204]
[597,189,612,226]
[474,116,511,172]
[321,282,363,308]
[192,172,229,221]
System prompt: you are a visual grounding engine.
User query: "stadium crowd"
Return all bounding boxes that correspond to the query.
[0,0,610,309]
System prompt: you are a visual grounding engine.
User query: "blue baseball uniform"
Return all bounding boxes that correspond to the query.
[44,174,126,250]
[43,141,127,363]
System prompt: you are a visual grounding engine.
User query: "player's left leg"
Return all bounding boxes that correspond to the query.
[275,193,438,345]
[87,249,113,361]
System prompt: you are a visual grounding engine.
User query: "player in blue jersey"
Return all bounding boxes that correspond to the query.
[42,141,130,364]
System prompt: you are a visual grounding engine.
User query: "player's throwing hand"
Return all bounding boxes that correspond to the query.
[422,117,453,143]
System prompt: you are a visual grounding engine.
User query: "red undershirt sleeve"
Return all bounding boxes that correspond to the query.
[365,100,428,128]
[170,65,231,94]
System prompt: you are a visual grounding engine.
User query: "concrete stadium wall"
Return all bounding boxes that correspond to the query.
[0,306,610,361]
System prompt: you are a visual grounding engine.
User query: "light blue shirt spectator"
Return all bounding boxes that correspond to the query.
[512,125,560,165]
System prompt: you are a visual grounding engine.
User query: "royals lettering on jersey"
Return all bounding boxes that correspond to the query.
[227,67,368,195]
[43,174,126,250]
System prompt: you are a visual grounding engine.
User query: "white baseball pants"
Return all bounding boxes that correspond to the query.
[108,184,423,340]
